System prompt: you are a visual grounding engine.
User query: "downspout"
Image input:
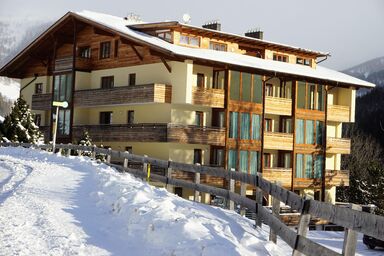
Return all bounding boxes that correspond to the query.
[19,73,38,94]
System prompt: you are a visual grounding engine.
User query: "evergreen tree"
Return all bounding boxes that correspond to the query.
[78,129,93,156]
[0,97,42,143]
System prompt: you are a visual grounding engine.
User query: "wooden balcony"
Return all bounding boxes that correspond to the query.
[54,57,92,72]
[327,104,350,123]
[72,123,168,142]
[31,84,172,110]
[167,124,226,146]
[265,96,292,116]
[263,168,349,188]
[31,93,52,110]
[191,87,224,108]
[70,123,225,145]
[326,137,351,154]
[264,132,293,150]
[73,84,171,107]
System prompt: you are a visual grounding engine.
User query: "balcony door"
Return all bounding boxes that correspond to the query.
[52,73,73,140]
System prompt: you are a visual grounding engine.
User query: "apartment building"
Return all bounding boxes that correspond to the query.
[0,11,374,203]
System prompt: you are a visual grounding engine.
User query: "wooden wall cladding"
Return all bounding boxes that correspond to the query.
[265,96,292,116]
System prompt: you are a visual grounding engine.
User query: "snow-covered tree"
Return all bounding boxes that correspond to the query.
[0,97,42,143]
[78,129,93,156]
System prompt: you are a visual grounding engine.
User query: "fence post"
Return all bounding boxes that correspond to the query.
[229,168,235,211]
[292,199,311,256]
[123,151,129,168]
[106,148,111,163]
[166,161,174,193]
[142,155,148,181]
[255,187,263,227]
[58,143,63,155]
[269,181,281,243]
[194,163,201,203]
[66,144,71,157]
[342,204,361,256]
[91,145,96,159]
[240,182,246,216]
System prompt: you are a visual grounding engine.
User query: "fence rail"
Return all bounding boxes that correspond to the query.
[2,142,383,256]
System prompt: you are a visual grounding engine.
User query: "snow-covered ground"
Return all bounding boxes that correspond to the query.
[0,147,287,256]
[0,147,383,256]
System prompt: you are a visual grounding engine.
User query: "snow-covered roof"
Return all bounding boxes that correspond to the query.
[74,11,375,88]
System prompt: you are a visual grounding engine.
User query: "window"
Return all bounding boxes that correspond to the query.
[195,111,204,127]
[125,146,132,154]
[263,153,271,168]
[129,73,136,86]
[193,149,202,164]
[296,119,304,144]
[179,35,200,46]
[241,73,252,102]
[240,113,250,139]
[265,83,273,97]
[297,81,325,111]
[280,152,292,168]
[101,76,114,89]
[213,70,225,89]
[305,120,314,144]
[280,80,292,99]
[296,154,323,178]
[250,151,259,174]
[273,53,288,62]
[53,74,72,136]
[209,41,227,51]
[79,46,91,58]
[100,41,111,59]
[253,75,262,103]
[157,31,172,42]
[264,119,272,132]
[230,71,240,100]
[296,119,323,145]
[228,149,237,170]
[296,57,311,66]
[100,112,112,125]
[114,40,119,58]
[196,73,205,88]
[212,147,224,167]
[35,83,43,94]
[281,117,292,133]
[239,151,248,173]
[34,114,41,126]
[127,110,134,124]
[316,121,324,145]
[229,112,238,138]
[251,114,261,140]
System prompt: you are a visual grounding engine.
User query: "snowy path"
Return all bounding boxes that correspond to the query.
[0,147,285,256]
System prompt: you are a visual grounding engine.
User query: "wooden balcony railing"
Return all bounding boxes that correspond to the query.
[31,84,172,110]
[72,123,168,142]
[54,57,92,72]
[191,87,225,108]
[263,168,349,188]
[327,104,350,123]
[31,93,52,110]
[68,123,225,146]
[265,96,292,116]
[167,124,226,146]
[326,137,351,154]
[264,132,293,150]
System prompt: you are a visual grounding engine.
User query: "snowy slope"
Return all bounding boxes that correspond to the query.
[0,147,286,256]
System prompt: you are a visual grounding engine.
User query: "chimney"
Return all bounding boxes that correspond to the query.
[202,20,221,31]
[245,29,264,40]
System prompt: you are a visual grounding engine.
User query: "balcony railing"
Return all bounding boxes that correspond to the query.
[327,104,350,123]
[265,96,292,116]
[54,57,92,72]
[264,132,293,150]
[167,124,225,146]
[31,83,172,110]
[263,168,349,188]
[191,87,225,108]
[326,137,351,154]
[69,123,225,146]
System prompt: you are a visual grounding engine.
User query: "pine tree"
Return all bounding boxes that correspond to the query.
[0,97,42,143]
[78,129,93,156]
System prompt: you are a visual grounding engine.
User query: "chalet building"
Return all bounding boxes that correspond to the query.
[0,11,374,204]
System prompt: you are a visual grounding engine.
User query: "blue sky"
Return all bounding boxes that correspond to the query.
[0,0,383,70]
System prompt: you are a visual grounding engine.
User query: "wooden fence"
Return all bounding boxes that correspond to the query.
[2,142,384,256]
